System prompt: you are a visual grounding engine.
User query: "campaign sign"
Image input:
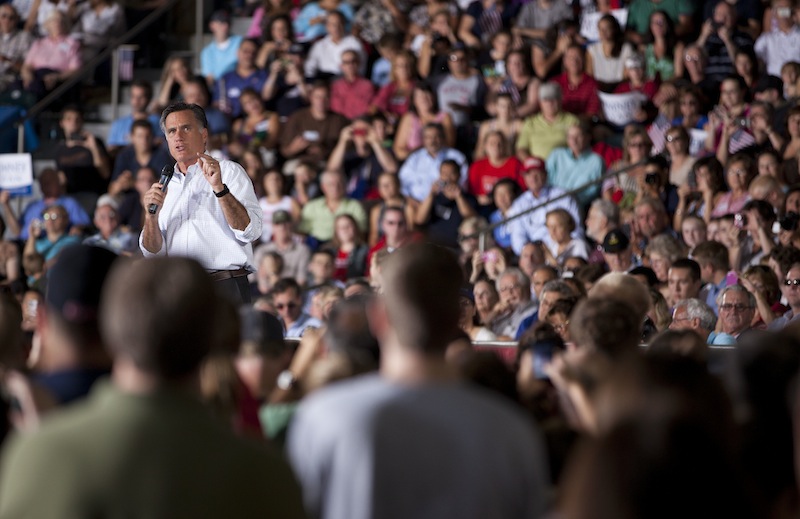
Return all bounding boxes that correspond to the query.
[689,129,708,157]
[580,9,629,42]
[599,91,647,127]
[0,153,33,196]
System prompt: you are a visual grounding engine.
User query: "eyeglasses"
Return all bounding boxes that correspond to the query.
[784,279,800,286]
[665,134,682,142]
[449,55,465,62]
[685,55,700,62]
[498,284,521,293]
[729,168,748,176]
[42,213,59,221]
[553,321,569,332]
[628,141,647,148]
[275,302,298,310]
[719,303,752,312]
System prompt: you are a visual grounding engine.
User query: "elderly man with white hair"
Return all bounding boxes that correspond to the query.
[670,298,733,345]
[488,267,538,339]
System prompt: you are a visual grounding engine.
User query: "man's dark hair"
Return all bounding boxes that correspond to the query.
[312,249,335,260]
[769,245,800,277]
[382,243,463,354]
[130,118,154,135]
[271,277,302,298]
[423,122,445,139]
[131,79,153,103]
[440,159,460,173]
[100,258,218,379]
[159,102,208,134]
[324,295,380,374]
[185,77,212,103]
[742,199,776,225]
[691,241,730,271]
[670,258,701,283]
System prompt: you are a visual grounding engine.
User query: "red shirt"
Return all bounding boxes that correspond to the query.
[467,156,525,197]
[554,73,601,116]
[330,77,375,120]
[333,248,350,282]
[371,81,414,118]
[613,79,660,100]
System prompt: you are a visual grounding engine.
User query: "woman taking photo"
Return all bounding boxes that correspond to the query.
[674,156,726,229]
[228,88,280,161]
[255,14,294,70]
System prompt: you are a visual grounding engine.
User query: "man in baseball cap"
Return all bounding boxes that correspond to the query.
[602,229,635,273]
[34,244,119,404]
[507,155,583,256]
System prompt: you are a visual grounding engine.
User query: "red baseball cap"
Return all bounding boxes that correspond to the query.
[523,156,545,171]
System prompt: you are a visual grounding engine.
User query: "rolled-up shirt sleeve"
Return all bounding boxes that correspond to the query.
[224,162,263,243]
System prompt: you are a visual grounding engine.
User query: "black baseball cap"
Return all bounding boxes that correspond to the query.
[602,229,630,253]
[46,245,118,324]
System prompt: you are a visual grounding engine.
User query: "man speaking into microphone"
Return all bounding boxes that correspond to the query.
[141,102,262,303]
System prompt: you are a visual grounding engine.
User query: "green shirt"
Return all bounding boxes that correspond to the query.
[516,112,579,161]
[0,383,307,519]
[298,197,367,242]
[627,0,694,36]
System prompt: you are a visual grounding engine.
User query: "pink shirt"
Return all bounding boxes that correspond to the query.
[330,77,375,120]
[24,36,81,72]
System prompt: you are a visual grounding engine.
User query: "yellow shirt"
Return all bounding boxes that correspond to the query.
[516,112,579,160]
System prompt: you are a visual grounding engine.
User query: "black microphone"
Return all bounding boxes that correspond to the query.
[148,165,174,215]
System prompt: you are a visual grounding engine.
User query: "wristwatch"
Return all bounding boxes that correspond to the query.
[214,184,230,198]
[277,370,298,390]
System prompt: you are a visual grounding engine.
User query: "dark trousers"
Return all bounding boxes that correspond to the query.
[215,276,251,306]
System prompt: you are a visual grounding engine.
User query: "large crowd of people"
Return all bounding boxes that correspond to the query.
[1,0,800,516]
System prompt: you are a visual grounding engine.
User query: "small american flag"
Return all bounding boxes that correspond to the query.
[647,115,671,155]
[119,47,135,82]
[728,127,756,154]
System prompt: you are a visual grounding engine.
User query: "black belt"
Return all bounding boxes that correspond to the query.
[208,268,251,282]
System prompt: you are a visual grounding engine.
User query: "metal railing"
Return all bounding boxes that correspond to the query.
[14,0,199,152]
[463,155,651,251]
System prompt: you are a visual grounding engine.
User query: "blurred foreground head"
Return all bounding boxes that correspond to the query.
[100,258,218,381]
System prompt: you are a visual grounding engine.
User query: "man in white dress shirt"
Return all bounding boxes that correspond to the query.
[141,102,262,303]
[507,156,582,256]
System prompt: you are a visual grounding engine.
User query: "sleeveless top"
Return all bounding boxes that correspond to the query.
[587,41,634,84]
